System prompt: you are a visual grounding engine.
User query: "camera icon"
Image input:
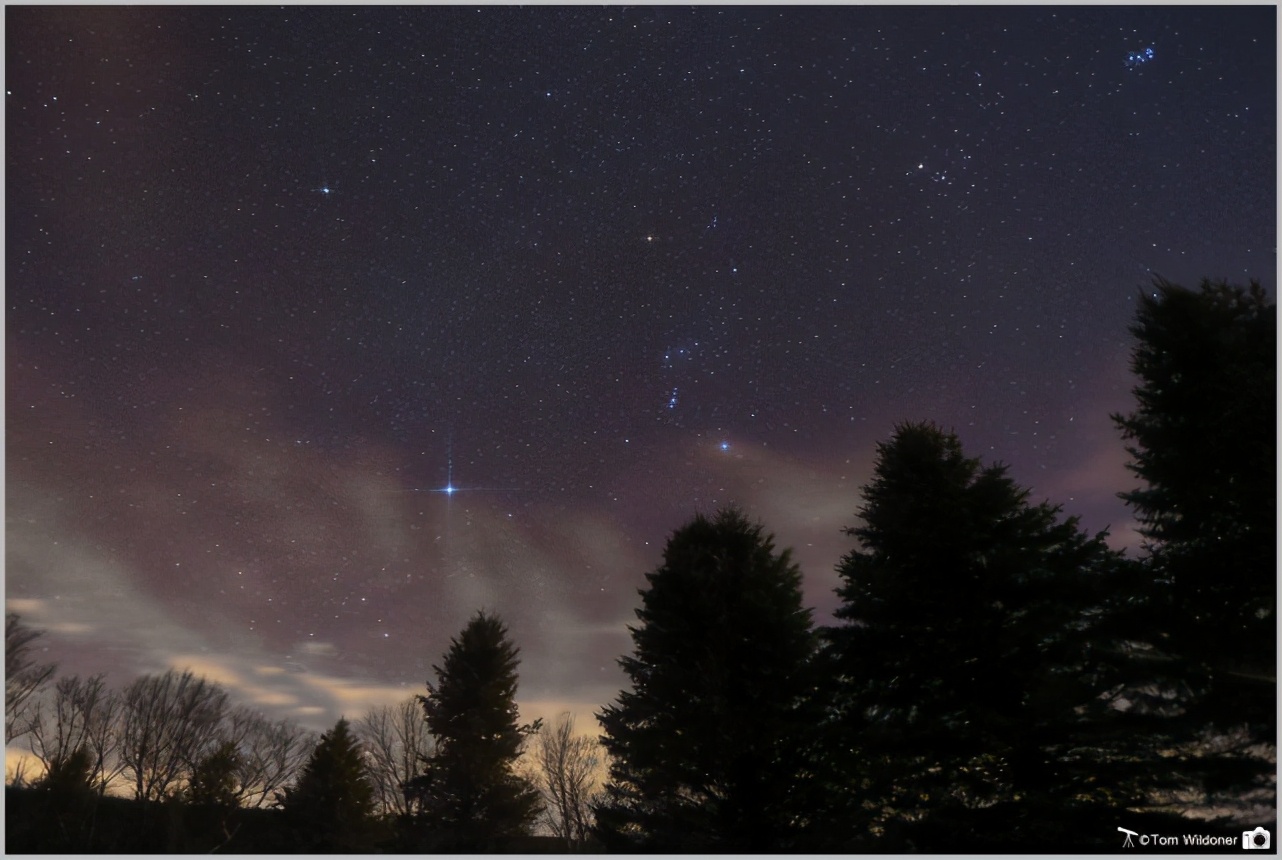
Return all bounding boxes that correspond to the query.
[1242,827,1270,850]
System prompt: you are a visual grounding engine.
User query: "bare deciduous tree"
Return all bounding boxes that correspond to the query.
[5,613,56,744]
[530,713,602,849]
[9,753,35,788]
[117,669,230,802]
[357,697,435,816]
[230,710,315,809]
[15,660,315,812]
[27,674,124,794]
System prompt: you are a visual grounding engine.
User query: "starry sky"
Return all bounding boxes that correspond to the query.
[5,5,1276,738]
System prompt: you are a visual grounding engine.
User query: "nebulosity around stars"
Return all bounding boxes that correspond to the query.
[4,5,1274,733]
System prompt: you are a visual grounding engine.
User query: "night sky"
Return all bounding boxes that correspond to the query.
[6,5,1276,737]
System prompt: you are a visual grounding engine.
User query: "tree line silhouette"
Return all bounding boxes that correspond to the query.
[5,277,1275,852]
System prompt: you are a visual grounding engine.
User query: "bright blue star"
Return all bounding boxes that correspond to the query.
[719,440,731,452]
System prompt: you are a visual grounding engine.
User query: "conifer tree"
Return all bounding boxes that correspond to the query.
[181,740,242,850]
[404,611,542,850]
[33,746,98,851]
[826,422,1124,848]
[280,718,376,853]
[595,508,822,851]
[1111,276,1276,821]
[1113,277,1275,704]
[186,740,241,810]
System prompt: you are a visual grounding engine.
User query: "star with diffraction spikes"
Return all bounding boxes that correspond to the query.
[402,440,517,497]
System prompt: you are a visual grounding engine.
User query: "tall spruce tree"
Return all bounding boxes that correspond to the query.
[825,422,1125,849]
[594,508,822,851]
[1113,277,1275,703]
[279,718,377,853]
[404,611,542,851]
[1111,276,1276,821]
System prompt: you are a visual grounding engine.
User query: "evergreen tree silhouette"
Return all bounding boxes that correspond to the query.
[182,740,242,851]
[825,422,1124,848]
[595,507,822,851]
[404,611,542,850]
[186,740,240,810]
[280,718,376,853]
[1113,277,1276,710]
[1111,276,1276,822]
[32,746,99,851]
